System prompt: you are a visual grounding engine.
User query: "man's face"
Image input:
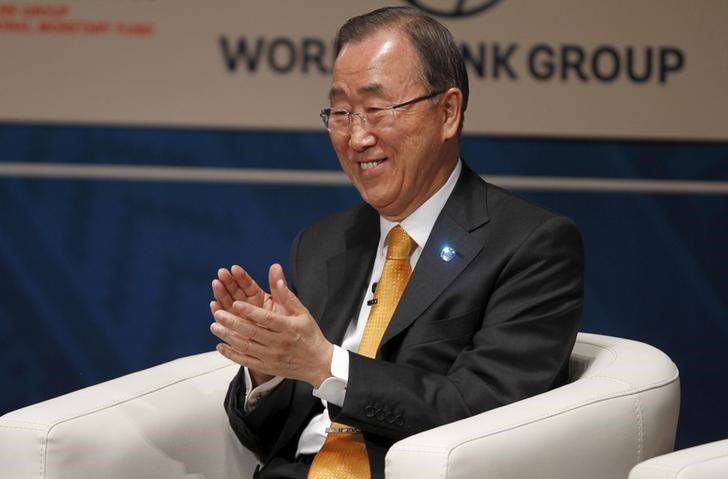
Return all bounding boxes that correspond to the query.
[328,29,457,221]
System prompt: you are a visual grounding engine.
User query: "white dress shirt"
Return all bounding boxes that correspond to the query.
[243,160,462,457]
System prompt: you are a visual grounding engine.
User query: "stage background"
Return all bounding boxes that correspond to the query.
[1,0,727,451]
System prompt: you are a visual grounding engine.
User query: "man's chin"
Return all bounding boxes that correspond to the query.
[362,194,392,214]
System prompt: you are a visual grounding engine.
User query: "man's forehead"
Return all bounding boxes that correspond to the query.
[328,30,420,99]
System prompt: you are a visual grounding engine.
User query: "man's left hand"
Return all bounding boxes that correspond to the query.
[210,263,334,389]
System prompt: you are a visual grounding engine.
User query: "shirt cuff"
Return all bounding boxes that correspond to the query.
[312,345,349,407]
[243,368,284,413]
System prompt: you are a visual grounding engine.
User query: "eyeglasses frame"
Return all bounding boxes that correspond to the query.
[320,89,445,133]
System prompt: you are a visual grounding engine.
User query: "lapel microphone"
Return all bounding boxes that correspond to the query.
[367,282,378,306]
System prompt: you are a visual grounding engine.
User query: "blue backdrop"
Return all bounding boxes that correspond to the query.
[1,124,726,449]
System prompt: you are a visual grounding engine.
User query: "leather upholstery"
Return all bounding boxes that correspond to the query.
[0,333,680,479]
[385,332,680,479]
[629,439,728,479]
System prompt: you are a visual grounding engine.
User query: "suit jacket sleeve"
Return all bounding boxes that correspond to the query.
[223,230,321,463]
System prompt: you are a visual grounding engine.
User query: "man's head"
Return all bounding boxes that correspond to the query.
[326,7,468,221]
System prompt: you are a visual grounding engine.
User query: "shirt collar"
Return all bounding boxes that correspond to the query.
[379,159,462,252]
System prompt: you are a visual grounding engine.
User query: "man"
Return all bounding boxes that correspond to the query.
[210,6,583,479]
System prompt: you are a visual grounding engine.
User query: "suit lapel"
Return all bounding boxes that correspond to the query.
[380,164,490,347]
[318,205,379,345]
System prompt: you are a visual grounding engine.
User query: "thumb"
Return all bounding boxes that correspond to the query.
[269,263,305,313]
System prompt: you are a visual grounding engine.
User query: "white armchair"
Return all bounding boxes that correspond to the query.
[0,333,679,479]
[0,352,254,479]
[628,439,728,479]
[386,332,680,479]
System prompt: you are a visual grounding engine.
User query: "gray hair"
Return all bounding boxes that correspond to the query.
[335,6,469,130]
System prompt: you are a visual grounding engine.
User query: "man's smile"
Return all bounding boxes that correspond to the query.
[359,160,385,170]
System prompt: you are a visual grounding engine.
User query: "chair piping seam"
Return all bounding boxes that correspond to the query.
[440,373,679,454]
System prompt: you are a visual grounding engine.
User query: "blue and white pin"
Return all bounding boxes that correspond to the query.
[439,245,456,262]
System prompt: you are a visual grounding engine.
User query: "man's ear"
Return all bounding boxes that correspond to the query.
[440,87,463,141]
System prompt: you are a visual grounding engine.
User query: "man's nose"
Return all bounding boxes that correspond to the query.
[349,117,376,151]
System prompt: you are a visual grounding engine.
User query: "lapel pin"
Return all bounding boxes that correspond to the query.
[440,245,456,262]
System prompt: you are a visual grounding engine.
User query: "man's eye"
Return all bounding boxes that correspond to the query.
[331,110,350,117]
[366,107,390,120]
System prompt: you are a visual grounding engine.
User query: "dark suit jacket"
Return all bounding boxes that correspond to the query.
[225,163,584,478]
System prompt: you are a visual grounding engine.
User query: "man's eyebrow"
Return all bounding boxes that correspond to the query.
[328,83,385,100]
[358,83,384,95]
[329,86,345,99]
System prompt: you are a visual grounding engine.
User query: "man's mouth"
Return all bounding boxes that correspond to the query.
[360,160,384,170]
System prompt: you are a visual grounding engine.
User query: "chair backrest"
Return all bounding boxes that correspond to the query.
[0,352,257,479]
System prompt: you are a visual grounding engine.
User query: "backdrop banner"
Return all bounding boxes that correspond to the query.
[1,0,726,140]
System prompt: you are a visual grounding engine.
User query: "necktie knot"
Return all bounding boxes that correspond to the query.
[386,225,415,260]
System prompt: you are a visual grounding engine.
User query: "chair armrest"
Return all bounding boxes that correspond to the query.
[629,439,728,479]
[0,351,258,479]
[386,335,680,479]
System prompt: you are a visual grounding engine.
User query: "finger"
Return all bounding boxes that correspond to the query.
[217,267,240,299]
[269,264,306,314]
[217,267,246,303]
[268,263,287,292]
[210,319,247,351]
[216,342,246,365]
[210,300,223,319]
[214,309,279,351]
[230,265,267,305]
[217,343,271,375]
[210,300,222,315]
[210,319,269,360]
[232,300,287,332]
[216,343,263,370]
[212,277,235,310]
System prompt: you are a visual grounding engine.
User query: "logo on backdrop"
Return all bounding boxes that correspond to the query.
[405,0,501,17]
[218,1,685,85]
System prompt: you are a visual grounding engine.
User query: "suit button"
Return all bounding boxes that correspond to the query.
[364,405,377,418]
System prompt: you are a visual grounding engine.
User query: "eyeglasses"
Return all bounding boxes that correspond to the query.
[320,90,444,134]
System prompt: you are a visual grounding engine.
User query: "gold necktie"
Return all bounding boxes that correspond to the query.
[307,225,415,479]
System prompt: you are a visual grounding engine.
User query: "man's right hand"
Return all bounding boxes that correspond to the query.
[210,265,276,386]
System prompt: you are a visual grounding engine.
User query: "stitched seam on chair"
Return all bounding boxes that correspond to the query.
[40,432,45,479]
[46,361,235,426]
[0,424,49,478]
[580,368,679,392]
[442,374,679,452]
[576,338,679,385]
[0,424,47,432]
[633,392,645,463]
[636,464,678,472]
[40,359,236,478]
